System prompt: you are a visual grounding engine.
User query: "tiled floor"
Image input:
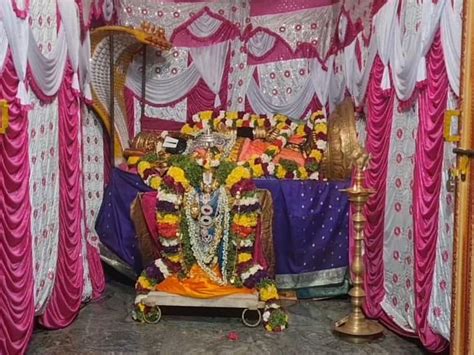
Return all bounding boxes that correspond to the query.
[28,280,426,354]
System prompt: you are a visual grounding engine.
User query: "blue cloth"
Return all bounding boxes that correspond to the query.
[95,169,152,273]
[254,179,350,289]
[95,169,350,290]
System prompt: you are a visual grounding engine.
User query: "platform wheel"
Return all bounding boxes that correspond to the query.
[241,308,262,328]
[143,305,162,324]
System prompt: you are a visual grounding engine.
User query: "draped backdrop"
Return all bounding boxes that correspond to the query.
[116,0,461,352]
[0,0,109,353]
[0,0,462,353]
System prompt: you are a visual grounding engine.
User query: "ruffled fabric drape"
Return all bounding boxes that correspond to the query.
[247,30,277,58]
[189,41,229,107]
[363,56,395,318]
[0,25,10,71]
[412,33,449,353]
[440,0,461,97]
[0,51,35,355]
[246,74,315,118]
[39,62,84,329]
[28,92,60,316]
[427,91,457,340]
[380,98,417,333]
[0,0,30,104]
[170,7,239,47]
[187,12,223,38]
[82,109,106,300]
[27,28,68,100]
[126,62,201,105]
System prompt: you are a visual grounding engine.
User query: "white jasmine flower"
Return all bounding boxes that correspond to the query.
[316,140,327,150]
[156,258,170,278]
[309,172,319,180]
[267,163,275,175]
[261,154,271,164]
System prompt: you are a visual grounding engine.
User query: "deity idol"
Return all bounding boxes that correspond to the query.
[135,128,271,299]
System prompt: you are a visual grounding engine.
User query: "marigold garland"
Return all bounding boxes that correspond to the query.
[133,150,289,332]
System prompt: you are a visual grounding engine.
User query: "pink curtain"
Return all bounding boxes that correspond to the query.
[363,55,394,318]
[0,52,35,355]
[412,33,449,353]
[39,62,85,328]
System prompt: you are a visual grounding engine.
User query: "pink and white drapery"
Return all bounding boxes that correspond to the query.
[123,6,237,132]
[363,34,452,352]
[28,0,61,316]
[412,33,449,352]
[364,55,395,320]
[0,1,106,353]
[39,62,85,329]
[381,98,417,333]
[117,0,461,131]
[0,51,35,355]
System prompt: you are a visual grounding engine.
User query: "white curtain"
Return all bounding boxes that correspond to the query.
[390,0,445,100]
[103,0,114,22]
[247,74,315,118]
[343,34,377,106]
[328,53,346,112]
[126,62,201,104]
[79,32,93,101]
[440,0,462,97]
[381,98,418,333]
[27,28,68,97]
[0,24,8,71]
[189,41,229,107]
[247,31,276,58]
[187,12,223,38]
[310,56,333,106]
[427,92,457,340]
[58,0,82,92]
[374,0,398,90]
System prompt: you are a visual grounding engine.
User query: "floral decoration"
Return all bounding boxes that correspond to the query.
[132,142,289,331]
[181,110,328,181]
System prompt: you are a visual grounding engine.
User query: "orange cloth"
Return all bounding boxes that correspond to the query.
[238,138,269,161]
[238,138,305,166]
[274,148,306,166]
[156,264,254,299]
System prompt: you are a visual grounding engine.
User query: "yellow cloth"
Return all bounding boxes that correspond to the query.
[156,264,254,299]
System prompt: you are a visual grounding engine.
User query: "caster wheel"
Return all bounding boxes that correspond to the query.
[143,305,162,324]
[241,308,262,328]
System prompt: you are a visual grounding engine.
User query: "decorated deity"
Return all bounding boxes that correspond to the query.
[133,127,288,331]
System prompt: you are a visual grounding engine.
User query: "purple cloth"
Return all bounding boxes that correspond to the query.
[96,168,152,273]
[254,179,350,289]
[96,169,350,287]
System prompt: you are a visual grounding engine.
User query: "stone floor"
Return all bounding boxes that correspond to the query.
[28,278,427,355]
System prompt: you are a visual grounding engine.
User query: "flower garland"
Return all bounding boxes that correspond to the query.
[135,156,267,289]
[133,154,289,331]
[181,111,328,181]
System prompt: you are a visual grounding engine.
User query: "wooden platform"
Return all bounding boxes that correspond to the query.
[139,291,265,310]
[135,292,265,327]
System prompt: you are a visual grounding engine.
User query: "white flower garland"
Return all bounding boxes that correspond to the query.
[184,187,231,286]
